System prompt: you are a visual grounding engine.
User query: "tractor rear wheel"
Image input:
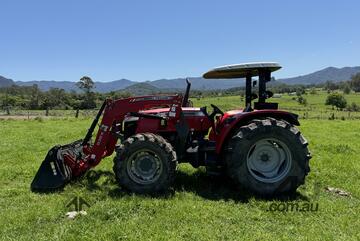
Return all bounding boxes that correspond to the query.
[226,118,311,196]
[113,133,177,194]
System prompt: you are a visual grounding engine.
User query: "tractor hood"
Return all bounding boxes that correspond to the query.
[140,107,202,114]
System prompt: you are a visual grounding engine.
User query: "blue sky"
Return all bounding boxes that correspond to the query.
[0,0,359,82]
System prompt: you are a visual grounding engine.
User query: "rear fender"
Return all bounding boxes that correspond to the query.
[214,110,300,154]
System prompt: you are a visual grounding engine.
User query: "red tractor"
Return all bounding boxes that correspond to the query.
[31,63,311,196]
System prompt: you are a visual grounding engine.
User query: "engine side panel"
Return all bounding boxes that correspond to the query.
[134,108,212,136]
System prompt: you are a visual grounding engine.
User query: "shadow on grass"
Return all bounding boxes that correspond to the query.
[172,169,309,203]
[77,170,118,191]
[173,169,251,203]
[77,169,309,203]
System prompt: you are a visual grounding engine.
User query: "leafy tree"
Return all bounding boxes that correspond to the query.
[297,96,307,106]
[1,93,17,108]
[76,76,96,109]
[296,87,305,96]
[343,84,351,94]
[309,88,317,95]
[347,102,360,112]
[325,93,347,110]
[109,91,132,99]
[76,76,95,93]
[324,81,339,91]
[350,73,360,92]
[28,84,41,109]
[39,88,66,109]
[80,92,97,109]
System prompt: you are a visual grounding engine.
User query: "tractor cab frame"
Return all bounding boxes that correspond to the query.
[203,62,281,111]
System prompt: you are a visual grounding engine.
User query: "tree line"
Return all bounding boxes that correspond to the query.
[0,76,131,111]
[1,73,360,111]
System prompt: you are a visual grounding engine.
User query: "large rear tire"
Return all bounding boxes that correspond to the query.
[226,118,311,196]
[113,133,177,194]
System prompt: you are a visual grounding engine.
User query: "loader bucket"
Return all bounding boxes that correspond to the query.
[31,145,71,192]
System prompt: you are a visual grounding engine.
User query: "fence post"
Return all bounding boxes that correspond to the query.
[75,109,79,118]
[45,108,49,116]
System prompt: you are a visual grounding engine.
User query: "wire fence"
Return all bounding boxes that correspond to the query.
[283,108,360,120]
[1,107,360,121]
[0,109,99,119]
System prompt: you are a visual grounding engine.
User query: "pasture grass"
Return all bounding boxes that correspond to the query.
[0,118,359,240]
[1,91,360,120]
[192,91,360,119]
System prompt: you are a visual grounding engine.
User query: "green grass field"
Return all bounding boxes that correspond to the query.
[192,91,360,120]
[1,92,360,240]
[1,115,360,240]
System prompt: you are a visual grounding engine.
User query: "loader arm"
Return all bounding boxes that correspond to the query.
[87,95,183,167]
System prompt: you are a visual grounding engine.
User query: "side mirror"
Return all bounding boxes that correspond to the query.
[252,80,257,87]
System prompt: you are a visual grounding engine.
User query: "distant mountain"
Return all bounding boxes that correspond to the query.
[123,82,189,95]
[151,77,244,90]
[0,76,15,87]
[14,78,135,92]
[95,79,135,92]
[144,66,360,89]
[11,77,244,92]
[279,66,360,85]
[1,66,359,92]
[123,82,161,96]
[15,80,78,91]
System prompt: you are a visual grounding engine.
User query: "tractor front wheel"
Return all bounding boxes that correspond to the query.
[113,133,177,194]
[226,118,311,196]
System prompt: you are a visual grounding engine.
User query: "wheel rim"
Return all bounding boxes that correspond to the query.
[246,138,292,183]
[126,149,163,185]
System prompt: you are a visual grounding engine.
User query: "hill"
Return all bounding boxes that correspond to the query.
[150,77,244,90]
[1,65,360,92]
[123,82,161,95]
[0,76,15,87]
[15,79,135,92]
[279,66,360,85]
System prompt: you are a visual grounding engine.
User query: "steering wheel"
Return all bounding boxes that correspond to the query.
[209,104,224,120]
[211,104,224,115]
[200,104,224,121]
